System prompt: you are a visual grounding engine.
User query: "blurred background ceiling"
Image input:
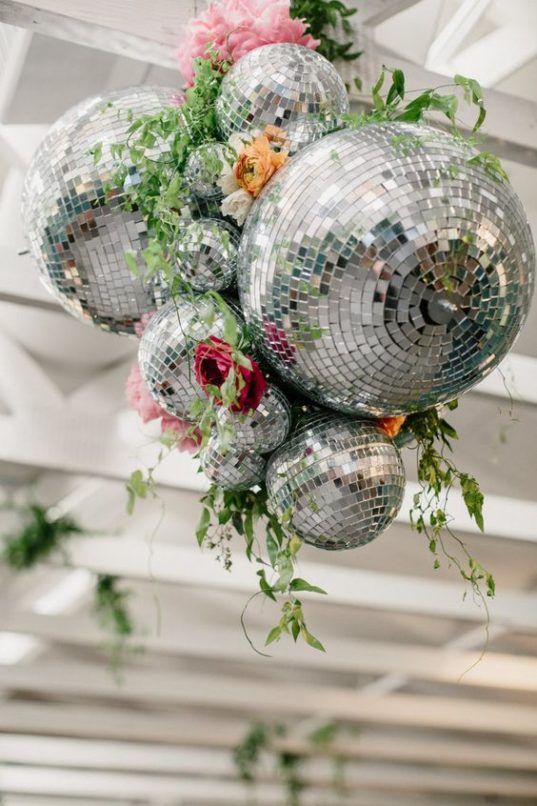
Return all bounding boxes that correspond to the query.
[0,1,536,804]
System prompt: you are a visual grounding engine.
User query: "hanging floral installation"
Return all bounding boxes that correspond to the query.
[19,0,535,656]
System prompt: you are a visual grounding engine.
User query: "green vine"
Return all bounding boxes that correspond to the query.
[93,574,137,674]
[234,720,353,804]
[291,0,361,63]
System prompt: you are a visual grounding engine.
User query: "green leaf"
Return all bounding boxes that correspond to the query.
[196,507,211,546]
[265,625,282,646]
[289,578,327,595]
[300,625,326,652]
[124,250,139,276]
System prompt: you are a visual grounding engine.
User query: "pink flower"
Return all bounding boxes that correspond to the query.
[160,413,202,454]
[125,362,162,424]
[178,0,319,86]
[133,311,156,338]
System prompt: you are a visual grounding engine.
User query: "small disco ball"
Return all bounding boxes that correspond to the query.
[217,384,292,453]
[238,123,535,415]
[138,296,241,419]
[184,142,235,199]
[215,44,349,154]
[266,415,406,550]
[175,218,240,292]
[201,436,266,491]
[21,87,219,335]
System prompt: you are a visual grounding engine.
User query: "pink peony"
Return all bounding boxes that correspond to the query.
[160,413,202,454]
[178,0,319,86]
[125,362,163,423]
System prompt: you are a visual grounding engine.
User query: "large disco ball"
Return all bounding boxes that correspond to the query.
[238,124,535,415]
[22,87,219,335]
[138,296,241,419]
[215,44,349,154]
[216,384,292,453]
[201,436,266,491]
[266,416,406,550]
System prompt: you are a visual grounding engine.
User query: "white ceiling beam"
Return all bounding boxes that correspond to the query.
[0,0,536,164]
[2,703,537,775]
[450,24,537,87]
[2,661,537,738]
[1,759,536,801]
[4,609,537,693]
[355,1,423,27]
[47,537,537,631]
[425,0,491,73]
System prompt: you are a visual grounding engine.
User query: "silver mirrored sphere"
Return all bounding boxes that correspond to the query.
[215,44,349,154]
[239,123,535,415]
[266,415,406,550]
[202,436,266,491]
[138,296,241,419]
[217,384,292,453]
[184,142,235,199]
[22,87,219,335]
[175,218,239,292]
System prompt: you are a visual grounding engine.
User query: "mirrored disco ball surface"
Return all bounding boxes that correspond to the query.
[22,87,219,335]
[238,123,535,415]
[217,384,292,453]
[184,142,235,199]
[215,44,349,154]
[175,219,240,292]
[138,297,241,419]
[266,416,405,550]
[202,436,266,491]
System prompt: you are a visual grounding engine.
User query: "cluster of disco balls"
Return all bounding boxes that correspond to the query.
[23,43,535,551]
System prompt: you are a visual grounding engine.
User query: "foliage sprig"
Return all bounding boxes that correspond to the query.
[291,0,361,63]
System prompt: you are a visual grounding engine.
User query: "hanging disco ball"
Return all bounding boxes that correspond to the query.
[215,44,349,154]
[266,415,406,550]
[238,123,535,415]
[22,87,220,335]
[138,296,241,419]
[175,218,240,292]
[217,384,292,453]
[201,436,266,491]
[184,142,235,199]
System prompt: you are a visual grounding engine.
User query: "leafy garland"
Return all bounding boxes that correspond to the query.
[290,0,361,63]
[1,504,137,668]
[234,720,355,804]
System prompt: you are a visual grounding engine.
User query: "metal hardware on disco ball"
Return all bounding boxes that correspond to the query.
[238,123,535,415]
[215,44,349,154]
[266,415,406,550]
[22,87,220,335]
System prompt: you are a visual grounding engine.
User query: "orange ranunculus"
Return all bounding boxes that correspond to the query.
[234,134,288,197]
[378,415,407,439]
[263,124,289,147]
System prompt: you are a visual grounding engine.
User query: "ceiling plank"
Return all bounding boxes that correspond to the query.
[2,702,537,773]
[2,661,537,737]
[44,538,537,630]
[4,609,537,693]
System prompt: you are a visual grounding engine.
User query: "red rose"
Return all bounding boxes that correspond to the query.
[194,336,267,414]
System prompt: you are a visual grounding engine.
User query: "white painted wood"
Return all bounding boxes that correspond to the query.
[3,609,537,692]
[52,537,537,630]
[2,661,537,737]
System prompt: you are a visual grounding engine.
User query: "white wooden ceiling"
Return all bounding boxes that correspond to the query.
[0,2,536,804]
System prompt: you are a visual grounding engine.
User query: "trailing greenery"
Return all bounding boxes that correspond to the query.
[1,504,82,569]
[401,404,494,608]
[1,503,137,672]
[234,720,352,804]
[291,0,362,63]
[93,574,137,672]
[346,66,508,181]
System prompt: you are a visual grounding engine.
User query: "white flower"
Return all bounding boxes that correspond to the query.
[220,188,254,226]
[217,167,240,196]
[228,129,261,155]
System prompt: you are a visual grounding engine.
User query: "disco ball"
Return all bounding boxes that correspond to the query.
[217,384,292,453]
[138,296,241,419]
[238,124,535,415]
[22,87,219,335]
[184,142,235,199]
[215,44,349,154]
[266,415,406,550]
[175,219,240,292]
[201,436,266,491]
